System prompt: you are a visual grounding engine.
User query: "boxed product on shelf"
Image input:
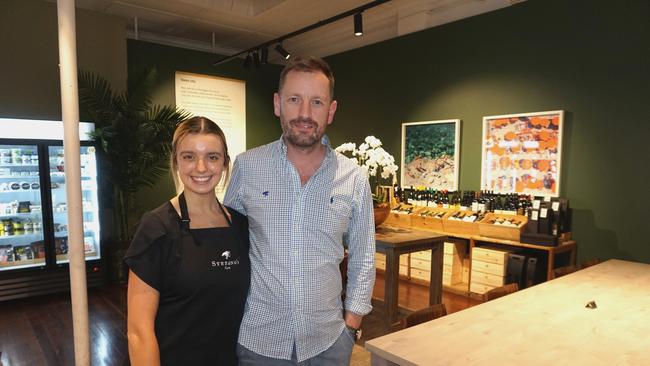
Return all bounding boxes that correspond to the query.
[0,244,14,262]
[14,245,34,261]
[30,240,46,258]
[55,237,68,255]
[552,197,571,234]
[520,232,559,247]
[478,213,528,241]
[442,210,482,236]
[410,207,450,232]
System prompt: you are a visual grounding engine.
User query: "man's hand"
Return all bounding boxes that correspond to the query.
[344,311,362,329]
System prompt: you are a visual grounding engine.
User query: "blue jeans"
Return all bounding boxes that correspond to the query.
[237,327,355,365]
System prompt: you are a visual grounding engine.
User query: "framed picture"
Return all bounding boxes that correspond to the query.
[401,119,461,191]
[481,110,564,197]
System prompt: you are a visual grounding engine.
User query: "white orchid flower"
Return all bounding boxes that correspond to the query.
[335,136,398,195]
[358,142,369,152]
[365,135,382,148]
[335,142,356,153]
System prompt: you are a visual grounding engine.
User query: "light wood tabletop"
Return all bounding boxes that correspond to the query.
[366,259,650,365]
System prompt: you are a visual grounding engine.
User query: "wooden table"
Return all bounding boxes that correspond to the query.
[366,259,650,365]
[375,225,446,328]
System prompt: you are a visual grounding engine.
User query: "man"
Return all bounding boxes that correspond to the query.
[224,56,375,365]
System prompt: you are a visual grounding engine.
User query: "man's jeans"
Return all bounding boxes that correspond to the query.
[237,327,355,365]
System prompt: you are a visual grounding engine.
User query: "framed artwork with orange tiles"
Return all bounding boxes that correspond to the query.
[481,110,564,197]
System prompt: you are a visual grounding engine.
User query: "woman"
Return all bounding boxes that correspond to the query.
[125,116,250,365]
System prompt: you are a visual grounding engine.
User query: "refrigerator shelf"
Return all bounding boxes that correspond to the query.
[0,175,40,179]
[0,232,43,240]
[0,257,45,268]
[0,164,39,168]
[0,212,42,218]
[0,190,41,193]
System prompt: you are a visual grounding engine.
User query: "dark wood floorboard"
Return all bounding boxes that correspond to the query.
[0,275,481,365]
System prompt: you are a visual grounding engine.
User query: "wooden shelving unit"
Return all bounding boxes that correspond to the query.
[376,211,577,297]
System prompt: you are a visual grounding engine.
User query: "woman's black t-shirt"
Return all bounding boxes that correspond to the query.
[124,202,250,366]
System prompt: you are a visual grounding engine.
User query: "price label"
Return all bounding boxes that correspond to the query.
[531,210,539,220]
[532,200,541,209]
[543,196,552,202]
[552,201,560,211]
[540,208,548,218]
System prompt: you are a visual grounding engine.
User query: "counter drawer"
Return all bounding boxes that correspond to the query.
[471,247,509,265]
[470,269,505,287]
[471,259,507,276]
[411,268,430,281]
[411,258,431,271]
[411,250,431,261]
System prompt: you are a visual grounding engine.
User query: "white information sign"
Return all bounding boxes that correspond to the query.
[175,72,246,157]
[175,72,246,195]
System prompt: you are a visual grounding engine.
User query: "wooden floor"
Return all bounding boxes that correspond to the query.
[0,274,481,366]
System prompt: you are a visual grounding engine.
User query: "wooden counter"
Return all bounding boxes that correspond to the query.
[366,259,650,365]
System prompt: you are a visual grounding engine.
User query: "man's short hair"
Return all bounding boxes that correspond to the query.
[278,56,335,98]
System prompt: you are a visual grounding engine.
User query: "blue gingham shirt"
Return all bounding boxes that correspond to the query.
[224,135,375,362]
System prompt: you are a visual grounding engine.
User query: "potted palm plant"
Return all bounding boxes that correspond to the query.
[78,68,189,281]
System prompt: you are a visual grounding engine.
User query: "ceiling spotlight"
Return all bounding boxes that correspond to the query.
[243,53,252,68]
[252,50,260,68]
[275,44,290,60]
[354,12,363,37]
[260,47,269,64]
[213,0,390,66]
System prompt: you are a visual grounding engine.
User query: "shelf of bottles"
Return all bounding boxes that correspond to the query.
[0,145,46,270]
[49,146,101,263]
[394,187,533,216]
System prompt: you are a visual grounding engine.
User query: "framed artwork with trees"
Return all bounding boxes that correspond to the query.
[401,119,461,191]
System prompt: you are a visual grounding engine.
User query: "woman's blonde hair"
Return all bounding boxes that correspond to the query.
[170,116,230,193]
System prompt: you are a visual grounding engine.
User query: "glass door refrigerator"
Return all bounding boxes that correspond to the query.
[48,145,102,264]
[0,144,46,271]
[0,118,104,301]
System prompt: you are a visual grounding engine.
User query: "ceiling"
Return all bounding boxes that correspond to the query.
[62,0,525,65]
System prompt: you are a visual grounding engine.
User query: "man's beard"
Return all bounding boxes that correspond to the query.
[282,117,324,148]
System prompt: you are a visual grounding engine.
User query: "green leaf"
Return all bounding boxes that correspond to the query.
[78,68,188,242]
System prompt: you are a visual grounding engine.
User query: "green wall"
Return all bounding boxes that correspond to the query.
[0,0,127,119]
[4,0,648,264]
[126,40,282,215]
[324,0,650,263]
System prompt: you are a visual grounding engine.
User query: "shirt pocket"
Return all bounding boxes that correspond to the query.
[312,195,352,238]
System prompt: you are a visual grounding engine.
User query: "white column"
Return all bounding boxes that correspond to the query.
[56,1,90,365]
